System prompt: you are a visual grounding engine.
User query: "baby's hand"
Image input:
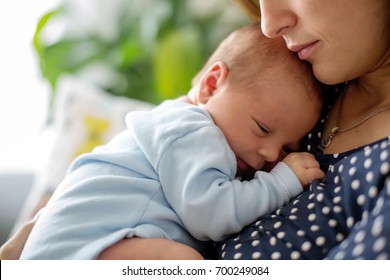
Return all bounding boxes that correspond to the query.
[282,152,325,188]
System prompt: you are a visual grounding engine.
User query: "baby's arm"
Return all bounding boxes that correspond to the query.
[158,127,312,241]
[282,152,325,188]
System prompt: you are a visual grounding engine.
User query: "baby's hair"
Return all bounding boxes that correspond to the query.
[194,22,324,106]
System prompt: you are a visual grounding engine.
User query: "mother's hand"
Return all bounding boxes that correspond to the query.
[0,217,36,260]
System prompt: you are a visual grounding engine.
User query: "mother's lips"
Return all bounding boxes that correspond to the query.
[288,41,319,60]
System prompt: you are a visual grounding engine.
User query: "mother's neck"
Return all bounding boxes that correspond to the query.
[349,59,390,106]
[320,50,390,154]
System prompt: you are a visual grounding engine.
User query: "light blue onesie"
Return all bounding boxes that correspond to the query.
[20,100,302,259]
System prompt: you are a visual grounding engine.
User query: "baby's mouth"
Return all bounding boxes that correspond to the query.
[236,158,256,178]
[237,157,250,171]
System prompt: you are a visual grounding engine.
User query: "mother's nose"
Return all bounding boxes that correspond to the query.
[259,0,295,38]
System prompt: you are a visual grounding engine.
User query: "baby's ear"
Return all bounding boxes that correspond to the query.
[197,61,228,104]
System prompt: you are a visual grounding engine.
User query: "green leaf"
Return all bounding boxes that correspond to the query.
[32,6,68,108]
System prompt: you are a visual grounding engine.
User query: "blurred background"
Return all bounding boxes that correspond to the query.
[0,0,249,246]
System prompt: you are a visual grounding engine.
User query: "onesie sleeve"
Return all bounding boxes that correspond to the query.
[158,125,302,241]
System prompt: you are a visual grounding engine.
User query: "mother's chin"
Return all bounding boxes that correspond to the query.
[311,62,356,85]
[308,52,366,85]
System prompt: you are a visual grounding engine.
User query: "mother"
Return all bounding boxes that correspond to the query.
[217,0,390,259]
[1,0,390,260]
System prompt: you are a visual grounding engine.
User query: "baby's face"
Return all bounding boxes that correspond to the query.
[204,64,320,176]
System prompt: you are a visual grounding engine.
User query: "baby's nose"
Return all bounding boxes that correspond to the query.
[263,147,281,163]
[257,147,282,171]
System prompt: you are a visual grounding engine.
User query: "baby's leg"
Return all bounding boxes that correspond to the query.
[97,237,204,260]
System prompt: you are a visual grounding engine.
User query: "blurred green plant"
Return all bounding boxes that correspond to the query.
[33,0,248,109]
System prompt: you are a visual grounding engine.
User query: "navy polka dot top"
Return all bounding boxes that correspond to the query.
[217,84,390,260]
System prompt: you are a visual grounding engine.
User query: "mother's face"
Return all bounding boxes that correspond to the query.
[259,0,390,85]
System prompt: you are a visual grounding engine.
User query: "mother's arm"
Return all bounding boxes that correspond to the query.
[97,237,204,260]
[0,219,204,260]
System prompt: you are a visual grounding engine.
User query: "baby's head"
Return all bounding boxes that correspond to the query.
[193,23,322,105]
[193,23,324,175]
